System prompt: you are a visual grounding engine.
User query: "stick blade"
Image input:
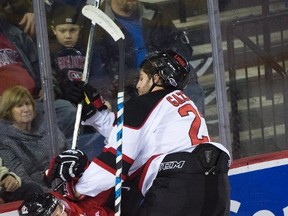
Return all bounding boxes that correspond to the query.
[82,5,125,42]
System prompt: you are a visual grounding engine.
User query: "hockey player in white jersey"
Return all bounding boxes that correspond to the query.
[46,50,231,216]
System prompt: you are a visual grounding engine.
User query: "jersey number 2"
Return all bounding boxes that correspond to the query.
[178,104,210,145]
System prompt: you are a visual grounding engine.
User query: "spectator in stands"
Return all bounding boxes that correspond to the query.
[0,0,87,39]
[49,4,101,105]
[48,4,110,152]
[0,86,70,192]
[0,157,43,204]
[0,13,76,139]
[93,0,205,114]
[0,0,35,37]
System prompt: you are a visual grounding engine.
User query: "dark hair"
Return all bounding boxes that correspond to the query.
[140,60,158,79]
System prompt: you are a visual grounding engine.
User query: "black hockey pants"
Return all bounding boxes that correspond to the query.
[135,143,231,216]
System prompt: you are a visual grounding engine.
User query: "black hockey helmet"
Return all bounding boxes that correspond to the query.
[142,50,191,90]
[18,193,59,216]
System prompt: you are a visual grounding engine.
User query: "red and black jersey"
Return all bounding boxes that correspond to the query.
[0,32,35,95]
[51,47,85,101]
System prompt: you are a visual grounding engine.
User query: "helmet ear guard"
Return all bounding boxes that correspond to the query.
[144,50,191,90]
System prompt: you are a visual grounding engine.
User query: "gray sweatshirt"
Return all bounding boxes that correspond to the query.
[0,111,69,192]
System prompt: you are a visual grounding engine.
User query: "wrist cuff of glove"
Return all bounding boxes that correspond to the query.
[92,95,107,111]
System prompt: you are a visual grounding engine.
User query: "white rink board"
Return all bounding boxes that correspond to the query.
[0,211,19,216]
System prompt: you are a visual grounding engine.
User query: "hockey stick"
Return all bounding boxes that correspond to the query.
[72,3,127,149]
[82,5,125,41]
[72,0,101,150]
[115,35,125,216]
[81,5,125,216]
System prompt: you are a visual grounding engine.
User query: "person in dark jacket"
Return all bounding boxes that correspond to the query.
[92,0,205,114]
[0,0,35,36]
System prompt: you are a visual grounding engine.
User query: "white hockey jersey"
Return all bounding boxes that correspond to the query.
[76,89,215,197]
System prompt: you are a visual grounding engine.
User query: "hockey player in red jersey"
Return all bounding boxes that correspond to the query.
[18,190,114,216]
[18,192,85,216]
[46,50,231,216]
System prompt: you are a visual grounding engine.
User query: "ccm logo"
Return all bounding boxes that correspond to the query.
[159,160,185,171]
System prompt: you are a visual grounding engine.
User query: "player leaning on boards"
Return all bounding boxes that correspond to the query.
[46,50,231,216]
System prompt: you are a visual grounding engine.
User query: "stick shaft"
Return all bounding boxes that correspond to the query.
[115,39,125,216]
[71,0,100,149]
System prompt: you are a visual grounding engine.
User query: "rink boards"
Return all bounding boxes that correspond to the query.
[1,151,288,215]
[229,150,288,216]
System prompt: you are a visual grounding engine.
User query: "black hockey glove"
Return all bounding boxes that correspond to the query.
[69,81,85,104]
[81,84,107,121]
[54,180,86,201]
[44,149,89,184]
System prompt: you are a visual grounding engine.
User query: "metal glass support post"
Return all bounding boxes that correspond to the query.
[33,0,58,159]
[207,0,232,156]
